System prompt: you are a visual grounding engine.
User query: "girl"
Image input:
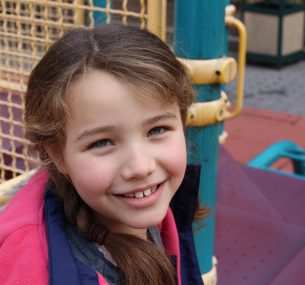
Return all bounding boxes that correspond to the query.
[0,24,196,285]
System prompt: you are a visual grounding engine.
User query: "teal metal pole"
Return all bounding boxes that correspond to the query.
[174,0,226,275]
[93,0,111,24]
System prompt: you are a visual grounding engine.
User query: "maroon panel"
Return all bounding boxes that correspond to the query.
[215,147,305,285]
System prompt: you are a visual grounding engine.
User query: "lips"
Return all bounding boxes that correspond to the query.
[121,185,158,199]
[113,182,165,209]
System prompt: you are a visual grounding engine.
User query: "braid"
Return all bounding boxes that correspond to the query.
[88,222,109,245]
[88,224,176,285]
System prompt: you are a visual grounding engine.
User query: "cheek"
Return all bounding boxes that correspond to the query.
[65,158,114,199]
[163,135,187,182]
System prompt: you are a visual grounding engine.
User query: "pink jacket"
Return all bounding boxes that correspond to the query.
[0,169,181,285]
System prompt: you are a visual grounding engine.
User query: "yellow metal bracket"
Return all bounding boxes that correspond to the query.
[187,92,230,127]
[186,5,247,127]
[179,57,237,85]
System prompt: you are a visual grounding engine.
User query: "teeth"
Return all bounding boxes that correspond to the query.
[143,189,152,197]
[123,185,158,199]
[135,192,144,198]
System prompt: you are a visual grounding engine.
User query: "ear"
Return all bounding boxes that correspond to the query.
[43,144,68,175]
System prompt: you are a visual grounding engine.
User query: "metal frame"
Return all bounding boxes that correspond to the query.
[248,140,305,180]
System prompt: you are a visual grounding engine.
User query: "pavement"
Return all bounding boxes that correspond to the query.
[223,58,305,171]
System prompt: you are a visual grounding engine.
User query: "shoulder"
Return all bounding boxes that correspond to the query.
[0,224,48,284]
[0,168,48,231]
[0,169,49,285]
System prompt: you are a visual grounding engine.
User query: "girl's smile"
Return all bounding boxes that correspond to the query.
[59,70,187,238]
[113,181,164,208]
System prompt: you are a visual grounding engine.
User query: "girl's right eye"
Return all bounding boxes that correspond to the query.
[88,139,113,150]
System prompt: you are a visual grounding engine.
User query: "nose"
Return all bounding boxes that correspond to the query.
[121,145,156,180]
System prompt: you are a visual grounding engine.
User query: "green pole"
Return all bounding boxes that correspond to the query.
[174,0,226,275]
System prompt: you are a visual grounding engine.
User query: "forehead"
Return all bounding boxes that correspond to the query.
[67,69,176,110]
[65,70,179,124]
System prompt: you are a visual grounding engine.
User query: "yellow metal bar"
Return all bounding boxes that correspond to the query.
[179,57,237,85]
[147,0,166,41]
[74,0,85,25]
[225,14,247,119]
[160,0,167,41]
[0,79,27,93]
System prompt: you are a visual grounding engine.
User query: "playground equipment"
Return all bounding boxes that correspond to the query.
[248,140,305,180]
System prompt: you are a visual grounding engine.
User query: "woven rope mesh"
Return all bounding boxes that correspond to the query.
[0,0,148,182]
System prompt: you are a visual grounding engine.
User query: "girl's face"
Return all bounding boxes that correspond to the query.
[60,70,186,239]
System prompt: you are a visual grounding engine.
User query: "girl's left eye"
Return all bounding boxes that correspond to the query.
[148,126,168,137]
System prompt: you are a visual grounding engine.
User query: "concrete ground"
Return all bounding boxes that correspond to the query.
[227,59,305,116]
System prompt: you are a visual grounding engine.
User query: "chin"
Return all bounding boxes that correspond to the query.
[128,210,168,229]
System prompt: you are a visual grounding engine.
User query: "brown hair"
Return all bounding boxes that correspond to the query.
[25,24,194,285]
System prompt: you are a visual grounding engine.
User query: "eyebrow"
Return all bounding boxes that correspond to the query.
[144,112,178,125]
[75,112,178,143]
[75,126,113,143]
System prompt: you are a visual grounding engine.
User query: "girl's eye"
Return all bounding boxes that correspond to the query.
[88,139,113,149]
[148,126,167,137]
